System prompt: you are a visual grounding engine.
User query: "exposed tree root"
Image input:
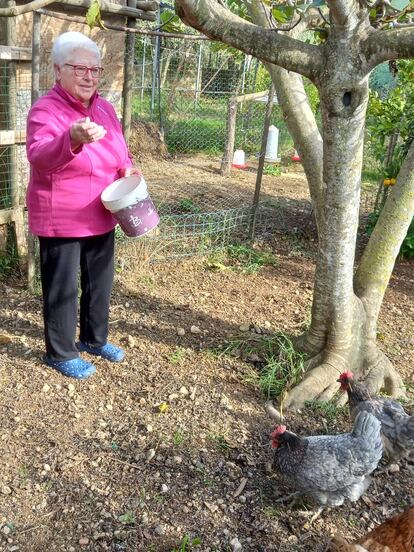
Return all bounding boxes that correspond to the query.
[283,347,405,411]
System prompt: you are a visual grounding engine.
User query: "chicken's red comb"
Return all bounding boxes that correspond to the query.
[271,425,286,438]
[339,371,354,380]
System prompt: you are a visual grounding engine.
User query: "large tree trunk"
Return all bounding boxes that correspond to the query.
[283,38,406,410]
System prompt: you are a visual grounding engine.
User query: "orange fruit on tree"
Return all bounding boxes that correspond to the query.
[383,178,391,186]
[390,178,396,185]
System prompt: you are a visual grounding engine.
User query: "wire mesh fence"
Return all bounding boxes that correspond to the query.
[131,36,293,158]
[0,59,31,211]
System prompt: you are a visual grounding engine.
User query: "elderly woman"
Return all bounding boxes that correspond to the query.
[26,31,140,379]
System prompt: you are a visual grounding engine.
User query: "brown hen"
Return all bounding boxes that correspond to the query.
[329,505,414,552]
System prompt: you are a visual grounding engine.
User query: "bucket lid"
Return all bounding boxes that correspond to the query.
[101,175,148,213]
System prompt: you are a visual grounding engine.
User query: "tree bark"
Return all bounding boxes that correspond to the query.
[355,139,414,333]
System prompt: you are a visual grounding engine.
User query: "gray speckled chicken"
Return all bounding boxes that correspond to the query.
[339,371,414,462]
[271,411,382,510]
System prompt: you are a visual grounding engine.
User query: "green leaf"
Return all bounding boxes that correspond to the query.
[390,0,409,9]
[271,5,295,22]
[85,0,107,29]
[159,9,185,33]
[86,0,100,28]
[271,7,287,22]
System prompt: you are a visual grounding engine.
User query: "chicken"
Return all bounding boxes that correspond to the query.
[328,505,414,552]
[338,371,414,462]
[271,411,383,513]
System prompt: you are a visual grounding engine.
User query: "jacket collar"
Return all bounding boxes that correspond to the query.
[52,81,99,113]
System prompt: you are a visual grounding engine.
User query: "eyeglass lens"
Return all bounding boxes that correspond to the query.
[67,64,102,78]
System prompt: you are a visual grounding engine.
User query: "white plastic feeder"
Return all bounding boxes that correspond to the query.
[265,125,281,163]
[232,149,247,169]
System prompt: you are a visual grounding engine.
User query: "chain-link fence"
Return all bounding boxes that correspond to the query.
[131,36,292,157]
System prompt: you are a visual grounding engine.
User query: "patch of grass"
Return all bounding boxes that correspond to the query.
[263,164,282,177]
[179,198,202,214]
[208,433,231,451]
[305,400,347,425]
[169,347,187,364]
[219,333,306,400]
[173,428,185,446]
[361,168,380,186]
[262,506,280,519]
[195,465,214,487]
[170,535,202,552]
[167,117,226,154]
[347,516,360,528]
[207,243,277,275]
[139,275,157,291]
[118,511,136,525]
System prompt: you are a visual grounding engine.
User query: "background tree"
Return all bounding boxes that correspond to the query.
[173,0,414,410]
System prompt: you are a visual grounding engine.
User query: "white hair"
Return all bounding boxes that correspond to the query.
[52,32,101,66]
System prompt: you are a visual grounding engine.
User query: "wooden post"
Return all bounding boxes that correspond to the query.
[122,0,137,143]
[27,10,41,291]
[220,96,237,176]
[249,85,275,240]
[140,37,147,107]
[150,7,161,116]
[194,41,203,104]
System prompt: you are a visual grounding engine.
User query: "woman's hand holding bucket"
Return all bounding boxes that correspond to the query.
[101,174,160,238]
[70,116,107,149]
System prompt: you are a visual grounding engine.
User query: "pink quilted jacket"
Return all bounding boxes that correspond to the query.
[26,83,132,237]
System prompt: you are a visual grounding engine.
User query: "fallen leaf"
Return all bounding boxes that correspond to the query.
[233,477,248,498]
[158,402,169,413]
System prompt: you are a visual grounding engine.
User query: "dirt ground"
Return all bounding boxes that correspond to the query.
[0,154,413,552]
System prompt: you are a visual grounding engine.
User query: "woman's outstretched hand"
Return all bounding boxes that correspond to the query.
[70,116,107,149]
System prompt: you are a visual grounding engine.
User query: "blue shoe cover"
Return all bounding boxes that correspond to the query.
[45,357,96,379]
[77,341,125,362]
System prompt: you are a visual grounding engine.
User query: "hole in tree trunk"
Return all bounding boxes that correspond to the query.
[343,92,352,107]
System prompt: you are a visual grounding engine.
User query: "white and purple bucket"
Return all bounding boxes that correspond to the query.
[101,175,160,238]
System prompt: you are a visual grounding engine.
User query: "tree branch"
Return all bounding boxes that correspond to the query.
[363,27,414,69]
[355,139,414,326]
[326,0,359,26]
[174,0,323,79]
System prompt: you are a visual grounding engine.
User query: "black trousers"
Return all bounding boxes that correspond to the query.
[38,230,115,361]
